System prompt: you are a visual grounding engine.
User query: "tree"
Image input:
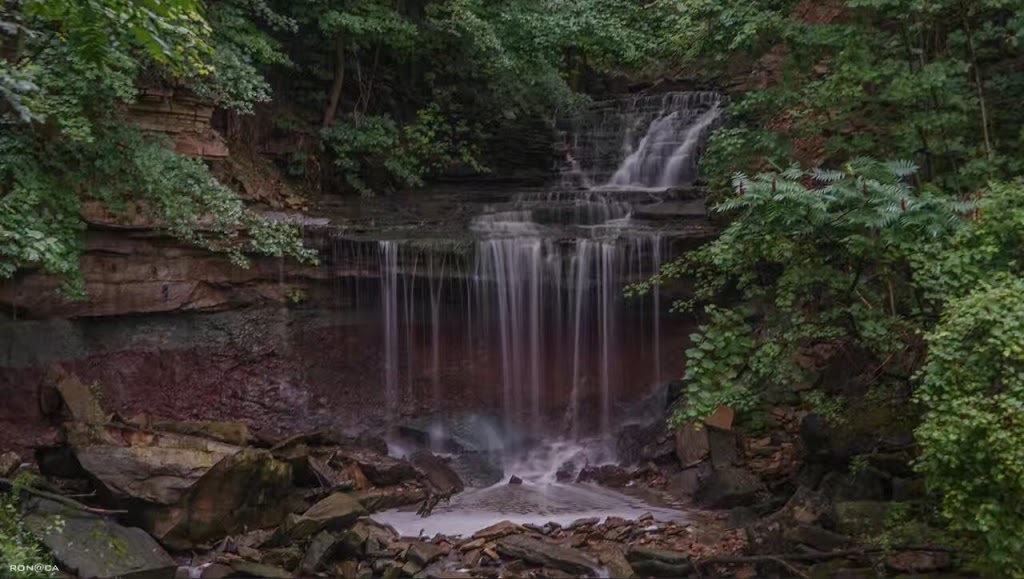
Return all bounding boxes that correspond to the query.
[0,0,313,294]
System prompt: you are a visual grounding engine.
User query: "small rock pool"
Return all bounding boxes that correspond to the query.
[372,481,691,537]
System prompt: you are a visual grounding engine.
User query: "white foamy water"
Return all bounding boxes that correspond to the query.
[372,439,690,538]
[371,481,689,538]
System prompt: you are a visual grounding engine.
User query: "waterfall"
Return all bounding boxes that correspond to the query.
[564,91,723,189]
[379,241,400,417]
[363,92,721,449]
[372,212,669,443]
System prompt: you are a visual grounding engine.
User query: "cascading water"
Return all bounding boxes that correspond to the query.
[370,210,667,446]
[563,91,723,189]
[366,93,722,537]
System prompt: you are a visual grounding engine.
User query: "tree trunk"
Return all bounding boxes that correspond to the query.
[322,35,346,127]
[961,3,993,161]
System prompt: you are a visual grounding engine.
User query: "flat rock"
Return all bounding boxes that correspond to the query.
[566,517,600,530]
[289,492,368,539]
[473,520,521,540]
[66,422,243,505]
[406,540,445,566]
[496,534,601,576]
[25,497,176,579]
[146,449,293,549]
[352,485,426,513]
[337,448,418,486]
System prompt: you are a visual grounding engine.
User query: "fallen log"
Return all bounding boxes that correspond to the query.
[0,478,128,516]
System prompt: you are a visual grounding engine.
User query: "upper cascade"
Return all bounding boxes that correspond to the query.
[562,91,724,190]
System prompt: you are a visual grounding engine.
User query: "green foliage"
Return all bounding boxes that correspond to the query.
[673,306,758,425]
[0,474,60,578]
[193,0,295,113]
[804,390,846,426]
[321,106,484,195]
[636,158,966,426]
[910,182,1024,575]
[321,115,415,195]
[21,0,212,74]
[915,278,1024,575]
[683,0,1024,196]
[0,0,312,292]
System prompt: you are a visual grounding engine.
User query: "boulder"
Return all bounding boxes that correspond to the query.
[406,541,445,566]
[299,531,340,575]
[409,450,465,494]
[66,422,243,505]
[592,541,636,578]
[667,462,711,497]
[508,475,523,485]
[145,449,293,549]
[336,449,417,486]
[575,464,632,487]
[616,421,675,466]
[336,520,397,557]
[0,451,21,477]
[674,422,709,466]
[352,485,426,513]
[445,451,504,487]
[694,466,763,508]
[52,369,106,424]
[704,405,735,430]
[777,486,833,526]
[555,461,578,482]
[288,492,367,540]
[706,426,739,468]
[495,535,601,576]
[25,497,176,579]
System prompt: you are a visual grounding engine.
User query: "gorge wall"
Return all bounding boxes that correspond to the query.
[0,91,720,456]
